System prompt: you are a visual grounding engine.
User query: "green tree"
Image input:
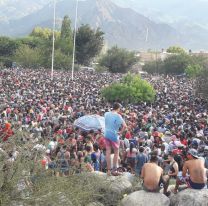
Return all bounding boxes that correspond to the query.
[14,45,43,68]
[185,64,203,78]
[30,27,60,40]
[143,60,164,74]
[162,54,191,74]
[58,16,73,58]
[53,49,72,69]
[60,16,72,40]
[76,24,104,65]
[167,46,186,54]
[0,37,19,56]
[99,46,138,73]
[16,36,45,50]
[101,73,156,103]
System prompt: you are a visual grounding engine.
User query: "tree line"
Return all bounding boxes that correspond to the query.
[0,15,138,72]
[143,46,208,76]
[0,16,104,70]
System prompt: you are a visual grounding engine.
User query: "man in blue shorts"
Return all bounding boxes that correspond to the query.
[104,103,127,175]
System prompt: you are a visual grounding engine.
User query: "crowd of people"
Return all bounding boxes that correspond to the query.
[0,68,207,195]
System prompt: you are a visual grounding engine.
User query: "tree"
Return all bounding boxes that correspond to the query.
[58,16,73,58]
[162,54,191,74]
[99,46,138,73]
[60,16,73,41]
[101,73,156,103]
[14,45,43,68]
[0,37,19,56]
[185,64,203,78]
[143,60,164,74]
[167,46,186,54]
[76,25,104,65]
[30,27,60,40]
[53,49,72,69]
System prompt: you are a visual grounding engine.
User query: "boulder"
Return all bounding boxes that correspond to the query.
[170,189,208,206]
[88,171,133,196]
[108,175,133,195]
[121,172,137,185]
[121,190,170,206]
[88,172,132,205]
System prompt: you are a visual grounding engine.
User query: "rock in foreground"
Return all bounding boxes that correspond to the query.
[121,190,170,206]
[170,189,208,206]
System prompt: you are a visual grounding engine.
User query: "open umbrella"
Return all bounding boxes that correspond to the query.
[74,115,105,132]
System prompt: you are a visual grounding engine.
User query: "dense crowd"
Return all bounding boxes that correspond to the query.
[0,68,207,194]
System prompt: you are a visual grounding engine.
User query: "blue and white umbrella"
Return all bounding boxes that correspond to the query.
[74,115,105,132]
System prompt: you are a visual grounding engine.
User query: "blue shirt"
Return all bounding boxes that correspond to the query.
[135,153,148,175]
[104,111,124,142]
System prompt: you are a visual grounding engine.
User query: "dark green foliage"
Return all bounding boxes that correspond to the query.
[76,25,104,66]
[0,56,13,67]
[0,37,19,56]
[0,19,104,69]
[60,16,72,41]
[53,49,72,70]
[143,54,203,75]
[101,73,156,103]
[143,60,164,74]
[99,46,138,73]
[14,45,43,68]
[162,54,192,74]
[59,16,73,57]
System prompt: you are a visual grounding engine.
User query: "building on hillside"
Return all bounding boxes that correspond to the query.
[136,51,172,63]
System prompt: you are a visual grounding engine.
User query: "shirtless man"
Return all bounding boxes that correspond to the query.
[141,153,163,192]
[182,149,207,189]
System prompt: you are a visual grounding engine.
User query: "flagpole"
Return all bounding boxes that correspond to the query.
[71,0,79,81]
[51,0,56,80]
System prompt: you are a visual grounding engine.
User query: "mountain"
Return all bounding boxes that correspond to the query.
[0,0,208,50]
[112,0,208,50]
[112,0,208,26]
[0,0,183,50]
[0,0,51,22]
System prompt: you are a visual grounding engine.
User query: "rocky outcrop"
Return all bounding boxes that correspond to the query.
[170,189,208,206]
[89,171,133,205]
[121,190,170,206]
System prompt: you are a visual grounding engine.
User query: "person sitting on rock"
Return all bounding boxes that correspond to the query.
[163,152,179,196]
[175,149,207,192]
[141,152,164,192]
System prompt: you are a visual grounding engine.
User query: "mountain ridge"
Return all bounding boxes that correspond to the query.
[0,0,208,50]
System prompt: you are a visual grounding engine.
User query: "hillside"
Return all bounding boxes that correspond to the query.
[112,0,208,50]
[0,0,208,50]
[0,0,50,21]
[0,0,182,50]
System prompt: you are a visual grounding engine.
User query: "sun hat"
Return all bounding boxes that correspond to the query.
[188,148,199,158]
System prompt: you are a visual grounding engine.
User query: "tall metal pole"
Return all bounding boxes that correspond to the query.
[71,0,79,81]
[51,0,56,80]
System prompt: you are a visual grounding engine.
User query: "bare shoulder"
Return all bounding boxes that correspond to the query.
[143,163,149,168]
